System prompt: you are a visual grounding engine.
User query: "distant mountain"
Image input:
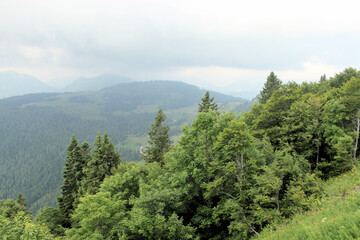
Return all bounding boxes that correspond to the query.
[0,71,55,99]
[46,76,78,89]
[0,80,249,214]
[62,74,134,92]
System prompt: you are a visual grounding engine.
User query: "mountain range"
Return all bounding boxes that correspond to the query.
[0,71,55,99]
[0,71,135,99]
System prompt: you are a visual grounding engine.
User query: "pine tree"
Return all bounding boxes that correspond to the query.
[73,141,91,207]
[259,72,282,104]
[57,135,83,227]
[320,74,327,82]
[82,132,121,194]
[142,109,171,165]
[16,193,27,209]
[198,91,218,113]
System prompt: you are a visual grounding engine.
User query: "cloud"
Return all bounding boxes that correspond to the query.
[0,0,359,90]
[132,57,344,99]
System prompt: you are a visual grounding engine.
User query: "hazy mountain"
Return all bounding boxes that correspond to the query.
[0,80,249,214]
[0,71,55,99]
[46,76,78,89]
[62,74,134,92]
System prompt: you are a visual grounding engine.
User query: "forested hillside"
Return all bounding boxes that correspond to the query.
[1,68,358,239]
[0,80,248,214]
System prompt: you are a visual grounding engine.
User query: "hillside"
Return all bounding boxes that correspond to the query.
[0,80,248,213]
[255,168,360,239]
[0,71,55,99]
[0,68,359,239]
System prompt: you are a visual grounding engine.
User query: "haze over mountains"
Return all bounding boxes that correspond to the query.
[0,71,137,99]
[0,71,56,99]
[0,70,254,100]
[62,74,134,92]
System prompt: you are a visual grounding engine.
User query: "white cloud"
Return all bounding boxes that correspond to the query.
[132,58,345,99]
[0,0,359,93]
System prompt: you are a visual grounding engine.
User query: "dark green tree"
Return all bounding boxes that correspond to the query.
[259,72,282,104]
[142,109,171,165]
[57,135,83,228]
[16,193,27,209]
[198,91,218,113]
[35,206,66,236]
[329,67,360,88]
[82,132,121,194]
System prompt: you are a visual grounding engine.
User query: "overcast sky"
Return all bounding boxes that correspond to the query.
[1,0,359,98]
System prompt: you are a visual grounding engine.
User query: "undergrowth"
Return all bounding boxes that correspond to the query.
[255,167,360,240]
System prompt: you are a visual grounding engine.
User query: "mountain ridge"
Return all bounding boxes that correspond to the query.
[0,71,55,99]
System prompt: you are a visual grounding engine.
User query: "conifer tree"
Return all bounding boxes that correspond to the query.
[259,72,282,104]
[82,132,121,194]
[57,135,83,227]
[142,109,171,165]
[73,141,91,207]
[16,193,27,209]
[198,91,218,113]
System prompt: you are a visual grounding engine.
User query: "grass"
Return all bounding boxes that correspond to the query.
[255,167,360,240]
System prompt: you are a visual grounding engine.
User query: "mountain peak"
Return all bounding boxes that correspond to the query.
[0,71,55,99]
[62,74,134,92]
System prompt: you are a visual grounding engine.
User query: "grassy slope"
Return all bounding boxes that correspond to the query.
[255,168,360,240]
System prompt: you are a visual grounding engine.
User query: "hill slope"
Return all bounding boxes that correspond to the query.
[0,80,249,213]
[0,71,55,99]
[255,168,360,239]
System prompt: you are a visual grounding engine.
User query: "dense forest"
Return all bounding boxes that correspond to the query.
[0,68,359,239]
[0,80,249,214]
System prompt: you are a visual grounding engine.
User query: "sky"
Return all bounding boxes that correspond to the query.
[1,0,360,99]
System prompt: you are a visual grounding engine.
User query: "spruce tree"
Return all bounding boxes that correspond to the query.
[82,132,121,194]
[142,109,171,165]
[198,91,218,113]
[57,135,83,227]
[259,72,282,104]
[16,193,27,209]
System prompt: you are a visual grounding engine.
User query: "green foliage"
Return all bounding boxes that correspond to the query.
[329,67,360,88]
[0,199,60,239]
[57,135,84,227]
[3,68,360,239]
[35,207,66,236]
[198,91,218,113]
[142,109,171,165]
[255,168,360,240]
[259,72,282,104]
[0,81,248,213]
[81,132,121,195]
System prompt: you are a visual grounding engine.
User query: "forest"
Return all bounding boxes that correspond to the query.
[0,68,359,239]
[0,80,250,214]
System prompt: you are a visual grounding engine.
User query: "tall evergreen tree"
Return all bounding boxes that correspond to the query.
[198,91,218,113]
[259,72,282,104]
[82,132,121,194]
[57,135,83,227]
[142,109,171,165]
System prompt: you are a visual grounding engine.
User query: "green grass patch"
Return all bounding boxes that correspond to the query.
[256,168,360,240]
